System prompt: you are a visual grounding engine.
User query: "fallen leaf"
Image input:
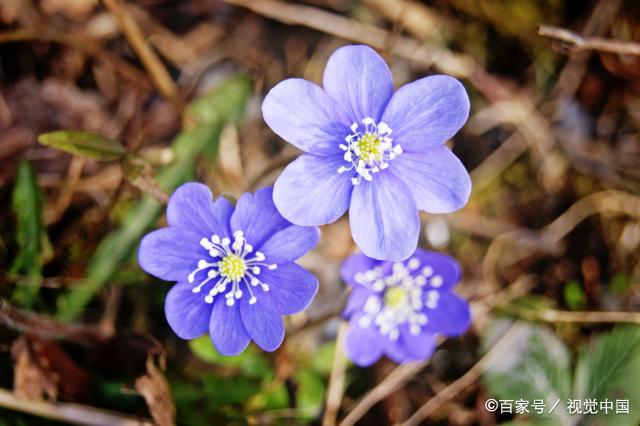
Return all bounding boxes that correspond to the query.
[135,356,176,426]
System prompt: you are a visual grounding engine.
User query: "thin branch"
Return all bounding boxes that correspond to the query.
[0,299,108,346]
[101,0,181,108]
[218,0,474,77]
[501,305,640,325]
[323,321,349,426]
[399,324,520,426]
[0,388,153,426]
[338,361,427,426]
[538,24,640,56]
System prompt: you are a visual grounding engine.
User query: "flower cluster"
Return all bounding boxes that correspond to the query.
[263,44,471,261]
[138,44,473,360]
[138,183,319,355]
[340,249,470,366]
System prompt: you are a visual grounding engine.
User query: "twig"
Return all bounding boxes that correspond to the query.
[539,24,640,56]
[217,0,474,77]
[46,157,85,225]
[544,190,640,242]
[338,361,427,426]
[101,0,180,109]
[0,299,108,346]
[361,0,455,42]
[398,323,520,426]
[501,305,640,325]
[481,190,640,291]
[0,387,153,426]
[323,321,349,426]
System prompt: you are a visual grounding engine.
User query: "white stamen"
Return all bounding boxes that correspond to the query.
[338,117,401,185]
[187,232,278,306]
[430,275,443,287]
[354,261,443,342]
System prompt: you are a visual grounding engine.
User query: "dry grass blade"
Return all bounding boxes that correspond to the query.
[539,24,640,56]
[101,0,180,108]
[322,321,349,426]
[399,323,520,426]
[0,387,153,426]
[338,361,427,426]
[218,0,474,77]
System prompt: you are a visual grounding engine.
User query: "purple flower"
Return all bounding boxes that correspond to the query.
[138,183,320,355]
[263,45,471,261]
[340,249,470,366]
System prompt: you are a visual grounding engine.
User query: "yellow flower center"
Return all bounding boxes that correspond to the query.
[218,254,246,281]
[357,132,382,162]
[385,286,408,308]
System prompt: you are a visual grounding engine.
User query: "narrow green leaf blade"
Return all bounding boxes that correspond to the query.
[10,161,46,307]
[189,75,252,126]
[38,131,126,160]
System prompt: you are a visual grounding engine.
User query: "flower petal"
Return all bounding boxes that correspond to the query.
[383,337,408,364]
[341,286,373,319]
[345,314,385,367]
[381,75,469,152]
[239,292,285,352]
[209,299,251,356]
[230,187,290,248]
[164,282,211,339]
[410,249,462,290]
[273,154,353,226]
[349,173,419,261]
[423,291,471,337]
[392,147,471,214]
[258,225,320,264]
[167,182,233,237]
[259,263,319,315]
[138,227,204,281]
[339,253,380,287]
[323,45,394,122]
[262,78,350,155]
[398,328,436,361]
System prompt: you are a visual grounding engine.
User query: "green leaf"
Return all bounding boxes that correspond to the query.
[610,274,630,295]
[10,161,46,307]
[295,369,325,420]
[246,382,289,411]
[38,131,126,160]
[189,336,273,380]
[202,375,261,408]
[574,326,640,426]
[189,75,252,126]
[309,341,336,375]
[56,76,252,320]
[563,280,586,310]
[482,320,572,425]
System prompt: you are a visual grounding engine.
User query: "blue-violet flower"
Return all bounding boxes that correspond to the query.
[138,183,320,355]
[340,249,471,366]
[263,44,471,261]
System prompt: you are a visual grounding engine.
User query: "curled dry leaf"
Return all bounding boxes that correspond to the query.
[11,336,58,401]
[135,356,176,426]
[11,335,92,403]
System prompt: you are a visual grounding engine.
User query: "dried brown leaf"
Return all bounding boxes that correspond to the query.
[11,337,58,401]
[135,357,176,426]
